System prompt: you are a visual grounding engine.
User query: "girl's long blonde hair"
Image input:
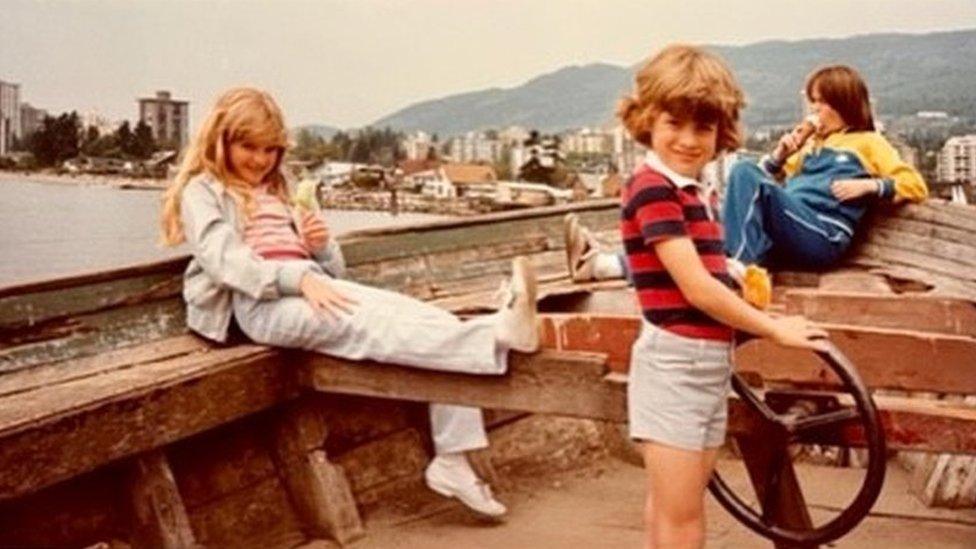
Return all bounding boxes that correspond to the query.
[160,87,290,246]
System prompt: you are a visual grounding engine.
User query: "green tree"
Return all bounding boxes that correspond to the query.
[330,131,353,160]
[133,120,156,159]
[116,121,134,157]
[80,126,100,156]
[341,126,404,166]
[27,112,81,166]
[291,129,335,163]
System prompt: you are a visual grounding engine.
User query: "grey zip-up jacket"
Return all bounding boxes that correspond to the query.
[180,173,345,342]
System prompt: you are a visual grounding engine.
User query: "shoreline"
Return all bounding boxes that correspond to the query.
[0,169,168,190]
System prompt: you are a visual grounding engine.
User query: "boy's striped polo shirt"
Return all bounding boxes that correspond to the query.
[620,161,736,342]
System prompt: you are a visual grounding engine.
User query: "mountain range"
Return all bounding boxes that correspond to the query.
[369,29,976,135]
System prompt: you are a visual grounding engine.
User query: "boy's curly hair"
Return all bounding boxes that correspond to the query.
[618,44,745,155]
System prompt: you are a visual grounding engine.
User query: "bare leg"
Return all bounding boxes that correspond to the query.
[642,442,714,549]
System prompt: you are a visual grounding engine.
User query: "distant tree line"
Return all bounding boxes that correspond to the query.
[11,111,158,167]
[290,126,404,166]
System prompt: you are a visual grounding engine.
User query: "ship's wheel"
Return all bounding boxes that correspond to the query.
[708,340,887,546]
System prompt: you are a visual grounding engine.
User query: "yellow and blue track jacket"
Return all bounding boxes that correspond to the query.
[761,131,928,238]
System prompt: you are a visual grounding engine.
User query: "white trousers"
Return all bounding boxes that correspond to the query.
[232,275,505,454]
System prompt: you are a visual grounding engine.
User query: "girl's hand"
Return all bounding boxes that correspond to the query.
[299,272,358,322]
[772,132,802,163]
[299,211,330,252]
[831,179,878,202]
[769,315,829,352]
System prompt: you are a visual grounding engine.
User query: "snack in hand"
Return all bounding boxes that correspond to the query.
[292,179,321,212]
[776,114,820,163]
[790,113,820,145]
[742,264,772,310]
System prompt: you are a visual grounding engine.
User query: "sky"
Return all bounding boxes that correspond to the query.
[2,0,976,130]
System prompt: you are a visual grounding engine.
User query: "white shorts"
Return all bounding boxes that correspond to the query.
[628,322,733,451]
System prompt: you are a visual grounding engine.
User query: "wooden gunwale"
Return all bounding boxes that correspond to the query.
[1,198,975,510]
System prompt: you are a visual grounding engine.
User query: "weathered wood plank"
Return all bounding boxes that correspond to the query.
[339,199,617,266]
[126,450,196,549]
[865,265,976,301]
[301,346,976,453]
[0,345,298,500]
[888,201,976,234]
[271,400,364,545]
[0,298,187,374]
[186,474,306,549]
[539,314,640,372]
[0,256,187,300]
[736,323,976,394]
[0,334,207,398]
[876,216,976,247]
[167,417,280,509]
[0,273,182,332]
[866,227,976,267]
[334,428,429,499]
[0,461,127,547]
[783,290,976,337]
[851,243,976,282]
[0,343,267,433]
[537,313,976,394]
[300,349,624,422]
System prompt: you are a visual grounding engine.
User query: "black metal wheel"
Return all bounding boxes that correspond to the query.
[708,340,887,546]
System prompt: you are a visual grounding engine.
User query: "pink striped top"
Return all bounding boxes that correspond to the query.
[242,186,311,261]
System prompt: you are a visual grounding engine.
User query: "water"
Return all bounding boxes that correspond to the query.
[0,177,446,287]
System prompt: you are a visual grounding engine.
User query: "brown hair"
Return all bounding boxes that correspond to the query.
[160,87,290,246]
[617,44,745,155]
[804,65,875,132]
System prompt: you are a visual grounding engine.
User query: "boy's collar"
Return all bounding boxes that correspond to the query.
[644,151,705,189]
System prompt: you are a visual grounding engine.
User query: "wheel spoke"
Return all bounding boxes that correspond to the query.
[790,407,860,434]
[731,374,782,424]
[759,449,785,525]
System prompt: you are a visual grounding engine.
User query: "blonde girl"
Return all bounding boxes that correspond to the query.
[161,87,539,518]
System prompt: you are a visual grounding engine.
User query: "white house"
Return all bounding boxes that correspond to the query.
[412,169,456,199]
[313,161,360,187]
[496,181,573,207]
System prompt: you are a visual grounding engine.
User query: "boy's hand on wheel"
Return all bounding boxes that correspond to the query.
[770,315,829,352]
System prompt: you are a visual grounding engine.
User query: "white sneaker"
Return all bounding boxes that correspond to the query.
[494,256,539,353]
[425,454,507,518]
[563,213,601,282]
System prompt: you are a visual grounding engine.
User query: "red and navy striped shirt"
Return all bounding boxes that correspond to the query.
[620,163,735,341]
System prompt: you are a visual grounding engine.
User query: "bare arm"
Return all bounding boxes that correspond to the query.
[654,237,827,350]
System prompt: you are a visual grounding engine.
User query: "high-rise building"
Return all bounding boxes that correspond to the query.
[403,131,434,160]
[937,135,976,183]
[612,124,643,175]
[19,103,47,139]
[0,80,21,156]
[449,131,505,164]
[563,127,612,156]
[138,90,189,151]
